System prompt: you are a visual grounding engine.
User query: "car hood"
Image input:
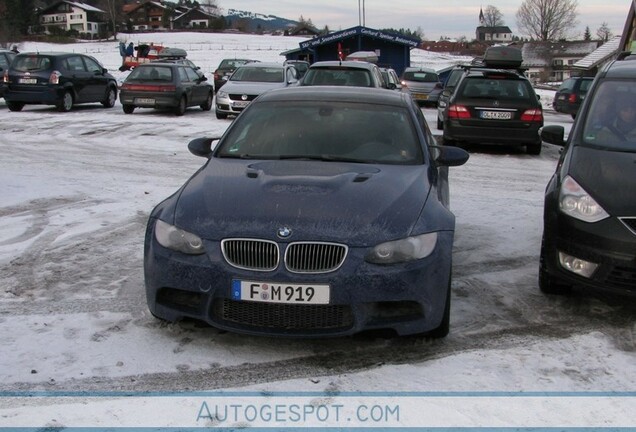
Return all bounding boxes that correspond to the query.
[173,159,432,245]
[221,81,288,95]
[570,145,636,216]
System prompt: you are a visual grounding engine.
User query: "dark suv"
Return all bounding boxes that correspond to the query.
[436,66,466,129]
[539,54,636,297]
[552,76,594,118]
[213,58,256,93]
[2,52,117,112]
[441,47,543,155]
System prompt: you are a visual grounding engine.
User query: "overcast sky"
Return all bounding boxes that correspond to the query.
[213,0,631,40]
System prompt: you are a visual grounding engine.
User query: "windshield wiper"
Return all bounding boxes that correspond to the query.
[278,154,362,163]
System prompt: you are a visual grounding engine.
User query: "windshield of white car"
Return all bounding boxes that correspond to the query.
[230,67,284,83]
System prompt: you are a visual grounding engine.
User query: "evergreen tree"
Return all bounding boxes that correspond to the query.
[583,26,591,41]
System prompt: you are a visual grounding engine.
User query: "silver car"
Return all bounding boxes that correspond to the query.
[215,62,298,119]
[401,66,443,107]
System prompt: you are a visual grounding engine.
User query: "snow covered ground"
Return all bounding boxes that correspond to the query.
[0,32,634,429]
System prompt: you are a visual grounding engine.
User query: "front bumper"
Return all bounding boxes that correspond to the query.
[215,94,251,115]
[144,220,454,337]
[543,206,636,297]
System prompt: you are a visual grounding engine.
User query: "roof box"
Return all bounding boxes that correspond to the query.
[157,47,187,59]
[483,46,522,68]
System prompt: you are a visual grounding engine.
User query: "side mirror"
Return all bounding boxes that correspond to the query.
[387,82,397,90]
[188,137,220,158]
[540,125,565,147]
[430,145,470,167]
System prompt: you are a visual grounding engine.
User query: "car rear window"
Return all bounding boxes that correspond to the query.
[459,77,534,101]
[127,66,173,82]
[220,59,250,69]
[403,71,439,82]
[302,68,372,86]
[12,56,51,72]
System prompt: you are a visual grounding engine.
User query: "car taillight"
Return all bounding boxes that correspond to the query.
[568,93,577,103]
[2,70,7,83]
[121,83,176,92]
[49,70,61,84]
[520,108,543,122]
[448,104,471,119]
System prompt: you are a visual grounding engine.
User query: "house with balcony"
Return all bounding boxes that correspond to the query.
[39,1,106,37]
[125,1,180,31]
[521,40,600,83]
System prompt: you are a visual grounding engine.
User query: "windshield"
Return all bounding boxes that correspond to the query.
[582,80,636,152]
[219,59,250,69]
[216,101,423,165]
[230,66,283,83]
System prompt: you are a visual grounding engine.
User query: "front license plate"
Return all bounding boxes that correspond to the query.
[480,111,512,120]
[19,78,37,84]
[231,280,330,304]
[413,94,428,100]
[135,97,155,105]
[233,100,250,108]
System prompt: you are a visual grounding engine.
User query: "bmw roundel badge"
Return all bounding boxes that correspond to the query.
[277,227,292,238]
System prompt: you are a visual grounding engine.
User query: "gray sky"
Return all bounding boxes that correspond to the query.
[215,0,631,40]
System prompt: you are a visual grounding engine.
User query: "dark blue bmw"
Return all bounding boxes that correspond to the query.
[144,86,469,338]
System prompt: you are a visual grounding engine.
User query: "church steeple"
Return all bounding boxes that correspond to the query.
[479,6,485,25]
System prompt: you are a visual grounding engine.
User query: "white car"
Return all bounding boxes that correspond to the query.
[215,62,298,119]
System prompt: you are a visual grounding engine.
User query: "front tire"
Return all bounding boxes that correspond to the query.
[122,104,135,114]
[426,280,451,338]
[437,117,443,130]
[102,86,117,108]
[57,91,73,112]
[7,101,25,112]
[200,92,213,111]
[215,110,228,120]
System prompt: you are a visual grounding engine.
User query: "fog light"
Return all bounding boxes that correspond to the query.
[558,252,598,278]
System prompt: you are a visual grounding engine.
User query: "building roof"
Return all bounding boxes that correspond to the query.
[41,1,105,14]
[521,41,599,67]
[476,26,512,34]
[573,36,622,69]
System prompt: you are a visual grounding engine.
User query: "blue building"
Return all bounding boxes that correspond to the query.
[283,26,421,76]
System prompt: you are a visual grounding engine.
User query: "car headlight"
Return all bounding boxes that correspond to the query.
[365,232,438,264]
[154,219,205,255]
[559,175,609,223]
[217,90,228,99]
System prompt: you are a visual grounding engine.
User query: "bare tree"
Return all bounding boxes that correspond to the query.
[516,0,579,41]
[482,5,504,28]
[596,22,613,42]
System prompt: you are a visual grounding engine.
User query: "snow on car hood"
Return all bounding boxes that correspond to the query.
[173,159,432,245]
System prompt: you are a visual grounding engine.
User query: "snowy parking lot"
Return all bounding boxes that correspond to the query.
[0,33,634,428]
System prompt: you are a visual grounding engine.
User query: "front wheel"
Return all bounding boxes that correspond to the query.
[200,92,213,111]
[7,101,25,112]
[437,117,443,130]
[102,86,117,108]
[215,110,228,120]
[175,96,187,116]
[57,91,73,112]
[426,280,451,338]
[122,104,135,114]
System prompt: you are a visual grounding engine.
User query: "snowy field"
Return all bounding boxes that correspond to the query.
[0,32,634,429]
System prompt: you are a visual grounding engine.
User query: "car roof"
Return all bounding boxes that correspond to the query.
[309,60,378,70]
[602,58,636,79]
[135,62,181,68]
[255,86,411,106]
[404,66,437,73]
[239,62,285,69]
[16,52,86,57]
[462,67,528,79]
